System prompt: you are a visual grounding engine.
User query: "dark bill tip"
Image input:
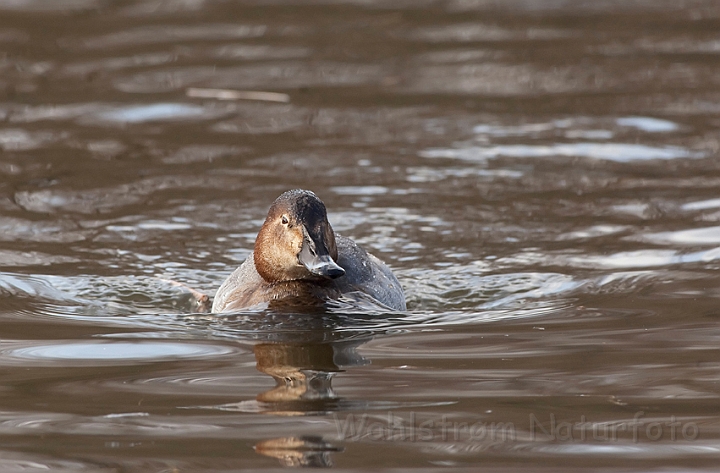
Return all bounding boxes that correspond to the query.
[306,254,346,279]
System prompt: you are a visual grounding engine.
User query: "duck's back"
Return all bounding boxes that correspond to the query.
[211,255,266,312]
[332,236,406,311]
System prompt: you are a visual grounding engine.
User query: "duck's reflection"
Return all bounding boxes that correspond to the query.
[254,436,343,468]
[190,309,388,467]
[254,337,369,410]
[249,327,374,468]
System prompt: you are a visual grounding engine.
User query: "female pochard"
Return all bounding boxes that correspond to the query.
[212,189,406,312]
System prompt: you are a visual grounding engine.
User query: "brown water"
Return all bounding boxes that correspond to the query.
[1,0,720,470]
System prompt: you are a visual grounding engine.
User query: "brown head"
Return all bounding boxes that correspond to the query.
[254,189,345,283]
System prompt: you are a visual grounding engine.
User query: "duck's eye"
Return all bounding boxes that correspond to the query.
[281,216,289,225]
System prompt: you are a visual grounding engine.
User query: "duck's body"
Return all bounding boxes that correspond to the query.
[212,190,406,312]
[212,235,405,311]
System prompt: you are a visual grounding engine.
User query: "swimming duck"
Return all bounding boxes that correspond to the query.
[212,189,406,312]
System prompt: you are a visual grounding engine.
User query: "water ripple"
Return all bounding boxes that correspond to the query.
[420,143,700,162]
[1,341,236,366]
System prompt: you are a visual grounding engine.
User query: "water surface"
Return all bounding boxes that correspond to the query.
[1,0,720,470]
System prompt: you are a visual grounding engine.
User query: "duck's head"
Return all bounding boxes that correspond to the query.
[254,189,346,283]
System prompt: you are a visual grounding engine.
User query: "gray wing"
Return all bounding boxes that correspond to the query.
[211,254,265,312]
[334,236,406,311]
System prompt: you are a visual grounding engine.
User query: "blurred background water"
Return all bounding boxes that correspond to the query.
[1,0,720,470]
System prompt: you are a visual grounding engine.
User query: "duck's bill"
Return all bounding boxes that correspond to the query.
[298,237,345,279]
